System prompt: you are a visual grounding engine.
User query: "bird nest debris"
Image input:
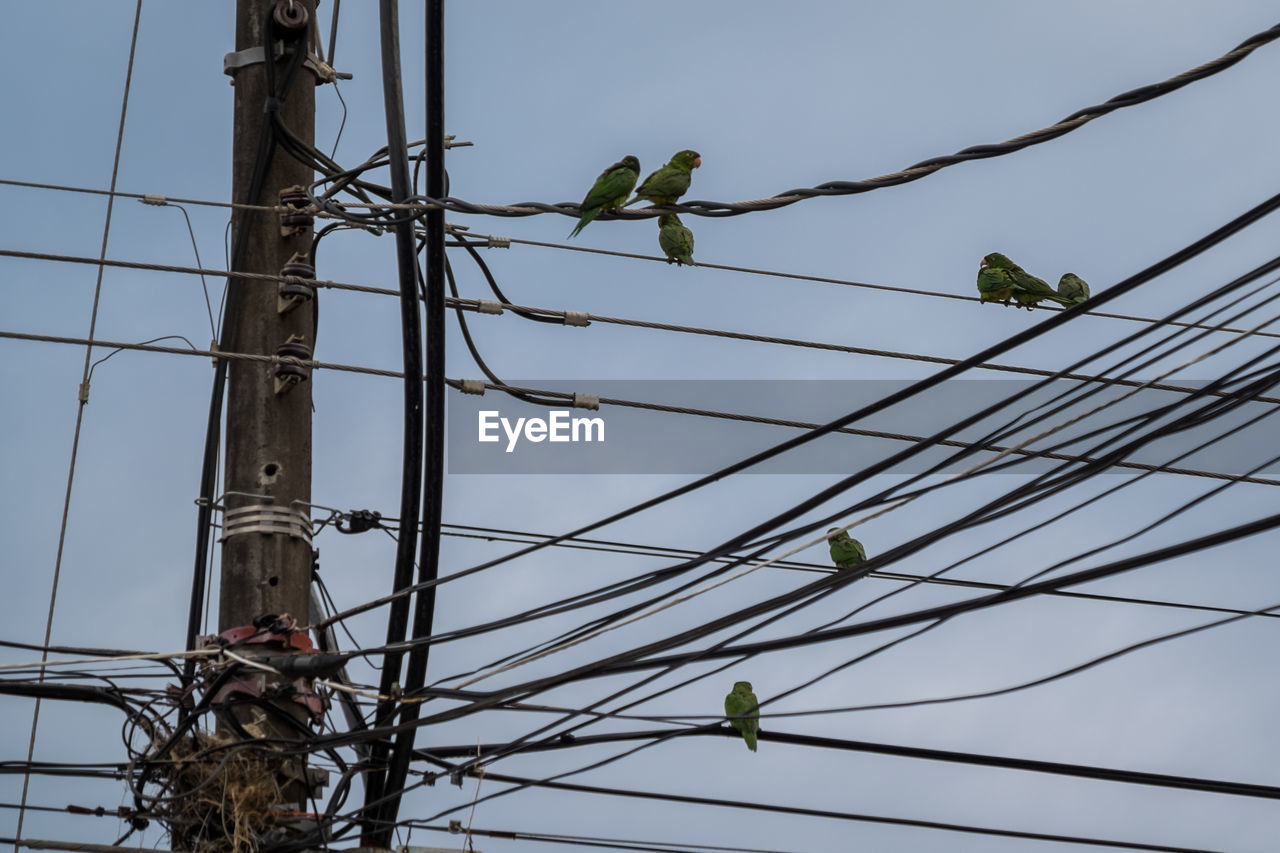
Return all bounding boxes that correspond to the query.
[155,731,286,853]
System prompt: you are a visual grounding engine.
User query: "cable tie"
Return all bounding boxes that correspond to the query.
[140,194,167,206]
[572,393,600,411]
[474,299,504,315]
[460,379,486,396]
[563,310,590,327]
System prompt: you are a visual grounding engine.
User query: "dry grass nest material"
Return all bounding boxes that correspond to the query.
[157,731,286,853]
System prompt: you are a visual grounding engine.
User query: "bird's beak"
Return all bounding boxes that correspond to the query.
[693,157,702,168]
[979,258,988,268]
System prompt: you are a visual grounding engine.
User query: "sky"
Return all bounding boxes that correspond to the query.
[5,2,1280,851]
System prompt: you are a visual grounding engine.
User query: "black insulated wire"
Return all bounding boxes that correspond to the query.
[372,0,447,841]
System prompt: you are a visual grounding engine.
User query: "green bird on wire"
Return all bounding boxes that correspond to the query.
[627,149,701,206]
[1057,272,1091,304]
[724,681,760,752]
[977,252,1074,310]
[827,528,867,569]
[658,214,695,265]
[568,155,641,238]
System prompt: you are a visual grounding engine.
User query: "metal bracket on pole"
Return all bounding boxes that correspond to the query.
[220,502,314,544]
[223,43,352,84]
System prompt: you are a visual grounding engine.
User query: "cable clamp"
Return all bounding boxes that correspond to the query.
[460,379,487,396]
[140,194,167,206]
[220,503,313,545]
[223,44,352,85]
[573,393,600,411]
[475,299,504,315]
[562,311,590,327]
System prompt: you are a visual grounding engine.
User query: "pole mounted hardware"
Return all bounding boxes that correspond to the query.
[280,186,315,236]
[278,252,317,315]
[221,498,314,543]
[274,335,313,395]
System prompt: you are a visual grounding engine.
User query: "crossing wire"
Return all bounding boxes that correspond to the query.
[14,4,143,849]
[9,244,1280,344]
[8,327,1275,487]
[310,19,1280,223]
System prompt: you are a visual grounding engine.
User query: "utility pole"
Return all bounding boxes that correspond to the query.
[179,0,321,847]
[221,0,315,634]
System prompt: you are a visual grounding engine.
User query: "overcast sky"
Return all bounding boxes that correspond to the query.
[5,3,1280,851]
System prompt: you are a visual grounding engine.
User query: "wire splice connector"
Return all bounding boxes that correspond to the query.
[573,393,600,411]
[563,311,590,327]
[474,299,504,315]
[460,379,486,396]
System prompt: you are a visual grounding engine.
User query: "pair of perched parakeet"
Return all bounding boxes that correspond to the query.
[976,252,1090,309]
[569,150,701,265]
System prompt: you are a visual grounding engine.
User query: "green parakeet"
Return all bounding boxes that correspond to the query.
[658,214,695,265]
[826,527,866,569]
[1057,272,1090,304]
[724,681,759,752]
[627,149,701,206]
[568,155,641,238]
[977,253,1073,309]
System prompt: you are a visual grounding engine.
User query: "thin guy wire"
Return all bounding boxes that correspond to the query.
[10,240,1280,344]
[451,379,1280,486]
[144,201,217,338]
[429,522,1280,621]
[15,5,141,848]
[5,328,1271,487]
[0,178,283,212]
[0,330,405,379]
[456,294,1280,405]
[479,234,1280,342]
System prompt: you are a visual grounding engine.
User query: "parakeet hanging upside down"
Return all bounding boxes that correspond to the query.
[1057,272,1091,304]
[658,214,695,265]
[827,527,867,569]
[627,149,701,206]
[568,155,641,238]
[724,681,759,752]
[977,253,1073,309]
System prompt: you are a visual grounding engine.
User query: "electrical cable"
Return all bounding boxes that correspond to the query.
[413,768,1221,853]
[426,522,1280,621]
[310,192,1280,642]
[16,4,143,846]
[360,0,432,839]
[311,20,1280,225]
[373,0,448,838]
